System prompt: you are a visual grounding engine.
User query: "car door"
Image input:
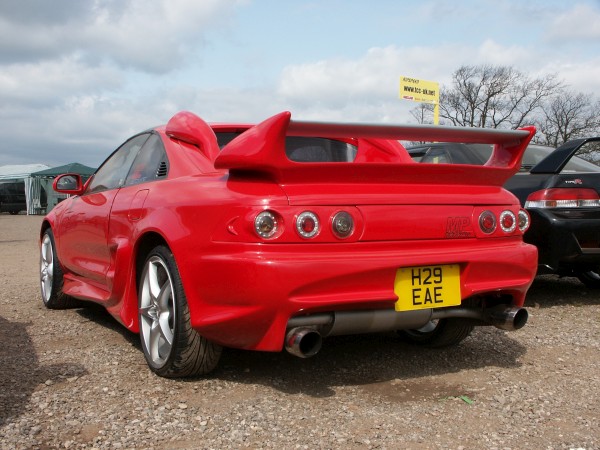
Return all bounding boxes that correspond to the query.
[57,134,150,288]
[104,133,169,295]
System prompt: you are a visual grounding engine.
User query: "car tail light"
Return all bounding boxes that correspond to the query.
[296,211,319,238]
[518,209,530,232]
[525,188,600,209]
[499,210,517,233]
[479,210,496,234]
[255,211,279,239]
[331,211,354,239]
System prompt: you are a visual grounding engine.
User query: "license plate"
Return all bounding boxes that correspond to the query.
[394,264,461,312]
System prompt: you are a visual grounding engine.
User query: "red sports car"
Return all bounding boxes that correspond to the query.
[40,111,538,378]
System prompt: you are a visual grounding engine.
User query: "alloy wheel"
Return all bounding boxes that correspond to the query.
[40,233,54,303]
[139,256,176,368]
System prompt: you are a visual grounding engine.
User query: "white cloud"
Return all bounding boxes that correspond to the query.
[476,40,532,67]
[0,0,246,167]
[277,45,462,110]
[0,57,122,105]
[0,0,244,72]
[546,4,600,41]
[542,58,600,93]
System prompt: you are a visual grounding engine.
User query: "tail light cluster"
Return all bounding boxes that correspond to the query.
[233,206,529,243]
[253,209,359,241]
[478,209,530,235]
[525,188,600,209]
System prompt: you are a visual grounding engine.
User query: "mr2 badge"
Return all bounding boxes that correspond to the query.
[446,217,474,238]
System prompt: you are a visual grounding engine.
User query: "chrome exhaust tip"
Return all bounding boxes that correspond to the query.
[285,327,322,358]
[487,306,528,331]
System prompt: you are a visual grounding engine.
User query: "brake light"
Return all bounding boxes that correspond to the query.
[499,210,516,233]
[525,188,600,208]
[296,211,320,238]
[478,210,496,234]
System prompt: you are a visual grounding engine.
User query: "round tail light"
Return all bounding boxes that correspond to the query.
[479,210,496,234]
[518,209,530,232]
[255,211,278,239]
[332,211,354,239]
[499,210,517,233]
[296,211,319,238]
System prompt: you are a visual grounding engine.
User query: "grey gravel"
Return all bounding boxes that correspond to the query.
[1,215,598,449]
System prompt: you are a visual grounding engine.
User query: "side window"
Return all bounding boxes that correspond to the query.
[125,134,169,186]
[86,134,149,194]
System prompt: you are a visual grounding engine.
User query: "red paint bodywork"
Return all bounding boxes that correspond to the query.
[42,111,538,351]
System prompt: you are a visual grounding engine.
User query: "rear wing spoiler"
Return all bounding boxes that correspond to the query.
[167,111,535,186]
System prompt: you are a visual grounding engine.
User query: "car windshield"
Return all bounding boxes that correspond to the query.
[469,143,600,173]
[215,132,358,162]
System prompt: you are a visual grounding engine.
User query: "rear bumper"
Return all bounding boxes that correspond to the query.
[178,238,537,351]
[526,209,600,274]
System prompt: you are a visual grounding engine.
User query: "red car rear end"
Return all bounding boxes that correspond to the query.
[41,110,537,377]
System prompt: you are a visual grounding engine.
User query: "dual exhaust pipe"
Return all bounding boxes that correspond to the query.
[285,305,528,358]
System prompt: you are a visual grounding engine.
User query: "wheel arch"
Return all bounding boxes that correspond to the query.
[40,220,52,241]
[123,231,172,333]
[135,231,171,285]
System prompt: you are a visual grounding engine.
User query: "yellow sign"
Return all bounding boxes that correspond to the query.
[399,76,439,103]
[399,76,440,124]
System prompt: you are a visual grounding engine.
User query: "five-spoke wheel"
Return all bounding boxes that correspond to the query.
[40,232,55,304]
[40,229,75,309]
[138,246,222,377]
[139,255,176,368]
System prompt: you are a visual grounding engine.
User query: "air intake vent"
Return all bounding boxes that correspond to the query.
[156,161,168,178]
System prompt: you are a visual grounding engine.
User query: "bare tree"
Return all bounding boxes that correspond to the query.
[535,90,600,147]
[437,65,562,129]
[407,64,599,148]
[409,103,434,125]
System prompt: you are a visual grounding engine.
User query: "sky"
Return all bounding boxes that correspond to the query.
[1,0,599,168]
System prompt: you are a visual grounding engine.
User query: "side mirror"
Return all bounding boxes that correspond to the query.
[53,174,85,195]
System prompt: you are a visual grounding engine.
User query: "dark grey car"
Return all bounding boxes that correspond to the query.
[0,181,27,215]
[408,138,600,288]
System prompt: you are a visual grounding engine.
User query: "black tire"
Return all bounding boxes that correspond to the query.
[138,245,222,378]
[577,268,600,289]
[9,210,19,215]
[40,229,79,309]
[398,318,474,348]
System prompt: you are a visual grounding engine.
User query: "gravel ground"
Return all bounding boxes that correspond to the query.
[0,214,598,449]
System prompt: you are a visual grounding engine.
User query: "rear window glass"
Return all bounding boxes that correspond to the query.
[215,132,240,148]
[285,137,357,162]
[215,132,357,162]
[567,142,600,172]
[444,143,600,173]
